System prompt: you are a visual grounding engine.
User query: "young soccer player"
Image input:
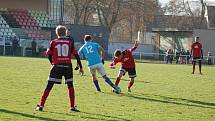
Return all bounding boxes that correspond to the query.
[36,25,84,112]
[78,35,120,93]
[191,36,203,74]
[109,41,138,92]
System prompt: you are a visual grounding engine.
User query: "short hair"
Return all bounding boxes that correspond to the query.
[84,35,92,41]
[114,49,122,58]
[56,25,67,36]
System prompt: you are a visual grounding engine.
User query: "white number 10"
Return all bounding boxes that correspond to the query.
[55,44,69,56]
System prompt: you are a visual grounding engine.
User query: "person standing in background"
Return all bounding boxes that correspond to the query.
[191,36,203,74]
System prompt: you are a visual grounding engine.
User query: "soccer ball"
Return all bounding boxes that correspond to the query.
[112,86,121,94]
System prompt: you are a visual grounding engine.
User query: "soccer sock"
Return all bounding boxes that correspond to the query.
[68,87,75,108]
[199,61,202,73]
[115,77,121,86]
[128,81,134,89]
[93,80,101,91]
[103,76,115,87]
[192,63,195,73]
[40,88,51,107]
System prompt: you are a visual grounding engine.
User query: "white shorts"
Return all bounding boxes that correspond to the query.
[89,63,106,76]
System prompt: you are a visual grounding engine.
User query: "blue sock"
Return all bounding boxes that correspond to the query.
[103,76,114,87]
[93,80,101,91]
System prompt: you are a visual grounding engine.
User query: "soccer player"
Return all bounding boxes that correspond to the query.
[191,36,203,74]
[109,41,138,92]
[36,25,84,112]
[78,35,120,93]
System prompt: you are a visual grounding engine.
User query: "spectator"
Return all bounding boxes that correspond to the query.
[207,52,212,65]
[175,50,180,64]
[168,49,173,64]
[31,40,37,56]
[12,36,19,56]
[185,50,191,64]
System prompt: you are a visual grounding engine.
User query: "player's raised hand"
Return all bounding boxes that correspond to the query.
[134,40,138,47]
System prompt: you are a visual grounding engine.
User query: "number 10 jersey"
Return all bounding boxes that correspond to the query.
[46,37,75,64]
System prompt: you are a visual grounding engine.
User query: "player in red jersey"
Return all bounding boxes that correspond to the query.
[191,36,203,74]
[36,25,84,112]
[109,41,138,92]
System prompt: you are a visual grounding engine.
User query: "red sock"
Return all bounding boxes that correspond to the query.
[68,87,75,108]
[115,77,121,85]
[128,81,134,89]
[40,89,51,107]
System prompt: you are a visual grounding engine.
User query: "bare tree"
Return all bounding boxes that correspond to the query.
[164,0,207,29]
[64,0,95,24]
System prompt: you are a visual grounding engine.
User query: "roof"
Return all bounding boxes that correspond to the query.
[149,15,207,32]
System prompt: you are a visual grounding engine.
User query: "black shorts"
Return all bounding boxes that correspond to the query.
[192,57,202,62]
[120,67,136,78]
[48,64,73,84]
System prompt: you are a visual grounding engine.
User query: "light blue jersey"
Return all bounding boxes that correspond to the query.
[78,42,102,66]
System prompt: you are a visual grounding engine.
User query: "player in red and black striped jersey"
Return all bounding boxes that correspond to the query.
[36,25,84,112]
[109,41,138,92]
[191,36,203,74]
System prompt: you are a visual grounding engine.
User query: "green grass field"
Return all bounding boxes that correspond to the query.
[0,56,215,121]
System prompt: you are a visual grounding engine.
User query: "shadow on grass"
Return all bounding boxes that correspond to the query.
[47,110,131,121]
[0,109,66,121]
[114,93,215,109]
[109,77,149,83]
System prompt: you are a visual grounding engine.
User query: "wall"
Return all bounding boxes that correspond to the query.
[0,0,48,11]
[193,29,215,56]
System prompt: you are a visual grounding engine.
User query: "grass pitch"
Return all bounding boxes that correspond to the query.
[0,56,215,121]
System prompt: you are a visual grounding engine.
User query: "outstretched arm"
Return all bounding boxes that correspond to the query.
[73,50,84,75]
[129,41,138,52]
[109,58,120,68]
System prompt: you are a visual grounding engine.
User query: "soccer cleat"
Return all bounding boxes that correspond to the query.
[70,107,80,112]
[36,104,43,111]
[128,88,131,92]
[112,86,121,94]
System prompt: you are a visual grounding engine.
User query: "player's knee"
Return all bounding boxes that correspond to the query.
[92,75,97,81]
[67,82,74,88]
[46,81,54,90]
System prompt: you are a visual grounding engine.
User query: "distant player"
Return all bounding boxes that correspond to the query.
[36,25,84,112]
[109,41,138,92]
[78,35,120,93]
[191,36,203,74]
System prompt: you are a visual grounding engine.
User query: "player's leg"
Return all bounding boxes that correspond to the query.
[198,59,202,74]
[192,59,196,74]
[97,64,120,92]
[64,64,79,112]
[92,74,101,92]
[128,78,134,92]
[37,65,62,111]
[89,66,101,92]
[127,68,136,92]
[115,68,126,86]
[36,81,55,111]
